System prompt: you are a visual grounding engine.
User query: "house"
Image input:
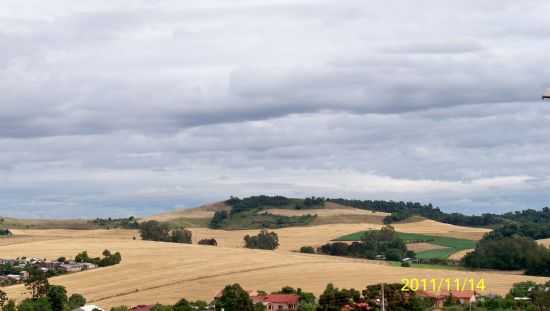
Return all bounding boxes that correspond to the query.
[416,291,476,309]
[80,263,98,270]
[6,274,21,282]
[19,271,29,280]
[253,294,300,311]
[60,263,84,273]
[129,305,154,311]
[72,304,104,311]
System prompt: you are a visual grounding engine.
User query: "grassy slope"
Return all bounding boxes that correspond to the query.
[334,231,477,259]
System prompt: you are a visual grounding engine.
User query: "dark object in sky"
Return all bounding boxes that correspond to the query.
[543,88,550,100]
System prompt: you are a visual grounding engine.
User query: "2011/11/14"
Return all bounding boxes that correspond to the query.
[401,278,486,292]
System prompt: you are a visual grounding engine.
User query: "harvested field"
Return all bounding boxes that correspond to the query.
[265,208,388,217]
[143,202,228,222]
[406,243,449,253]
[1,234,548,310]
[448,249,474,261]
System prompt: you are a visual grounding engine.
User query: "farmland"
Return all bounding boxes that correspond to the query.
[0,208,538,310]
[1,229,549,310]
[334,231,477,259]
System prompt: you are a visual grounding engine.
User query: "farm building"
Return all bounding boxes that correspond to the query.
[416,290,476,308]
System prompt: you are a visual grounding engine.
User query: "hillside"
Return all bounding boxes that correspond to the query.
[146,197,392,230]
[2,229,547,310]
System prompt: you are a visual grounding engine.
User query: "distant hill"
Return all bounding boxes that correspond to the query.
[145,196,394,230]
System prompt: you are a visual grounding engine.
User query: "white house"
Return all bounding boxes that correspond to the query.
[72,305,104,311]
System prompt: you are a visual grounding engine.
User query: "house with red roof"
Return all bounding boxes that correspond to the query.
[251,294,300,311]
[416,290,476,309]
[128,305,154,311]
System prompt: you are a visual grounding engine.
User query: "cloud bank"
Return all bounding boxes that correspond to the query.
[1,0,550,217]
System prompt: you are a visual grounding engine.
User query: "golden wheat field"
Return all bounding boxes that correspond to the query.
[2,232,549,310]
[0,220,540,310]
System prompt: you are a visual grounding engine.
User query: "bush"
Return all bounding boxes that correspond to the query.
[299,246,315,254]
[244,230,279,250]
[68,294,86,309]
[198,238,218,246]
[139,221,171,242]
[401,262,411,267]
[171,229,192,244]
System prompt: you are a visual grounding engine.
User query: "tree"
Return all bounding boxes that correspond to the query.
[150,304,172,311]
[299,246,315,254]
[2,300,16,311]
[171,229,192,244]
[68,294,86,309]
[215,284,255,311]
[25,267,49,299]
[209,211,228,229]
[18,298,52,311]
[317,283,351,311]
[173,298,192,311]
[139,221,171,242]
[243,230,279,250]
[75,251,91,263]
[0,291,7,308]
[46,285,67,311]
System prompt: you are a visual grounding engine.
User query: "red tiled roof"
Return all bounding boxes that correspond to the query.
[449,291,475,300]
[263,294,299,304]
[129,305,154,311]
[416,290,475,300]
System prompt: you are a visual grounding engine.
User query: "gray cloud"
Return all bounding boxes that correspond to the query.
[1,0,549,218]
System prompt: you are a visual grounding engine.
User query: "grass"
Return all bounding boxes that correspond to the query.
[388,261,466,270]
[334,231,477,259]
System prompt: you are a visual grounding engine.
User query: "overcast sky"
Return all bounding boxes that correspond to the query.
[1,0,550,218]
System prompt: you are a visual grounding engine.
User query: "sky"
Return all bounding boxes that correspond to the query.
[1,0,550,218]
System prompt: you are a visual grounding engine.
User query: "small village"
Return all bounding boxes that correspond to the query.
[0,257,98,286]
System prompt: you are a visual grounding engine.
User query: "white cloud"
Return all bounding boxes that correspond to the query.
[1,0,549,217]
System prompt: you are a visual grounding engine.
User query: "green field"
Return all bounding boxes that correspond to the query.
[334,231,476,259]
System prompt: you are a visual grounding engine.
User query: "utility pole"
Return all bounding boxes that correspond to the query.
[381,283,385,311]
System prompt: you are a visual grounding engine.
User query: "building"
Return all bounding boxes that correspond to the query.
[253,294,300,311]
[129,305,154,311]
[416,291,476,309]
[72,305,104,311]
[60,263,84,273]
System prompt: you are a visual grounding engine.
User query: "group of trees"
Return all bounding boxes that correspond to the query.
[463,235,550,276]
[139,221,192,244]
[75,249,122,267]
[0,229,11,236]
[328,198,504,227]
[243,230,279,250]
[90,217,139,229]
[226,196,291,215]
[316,226,415,261]
[209,196,319,229]
[0,268,87,311]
